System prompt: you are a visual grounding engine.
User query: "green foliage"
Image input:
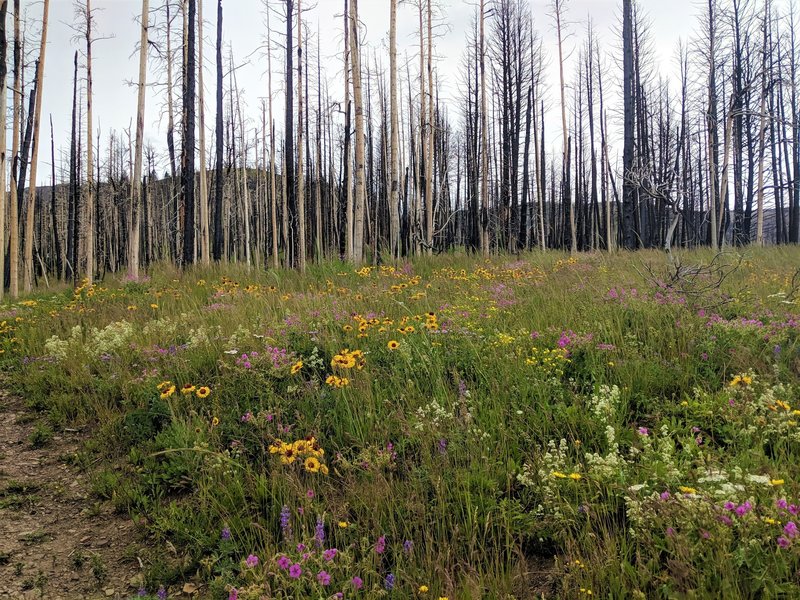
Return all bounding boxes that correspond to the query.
[4,249,800,598]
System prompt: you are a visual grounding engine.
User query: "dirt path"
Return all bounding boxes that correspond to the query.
[0,394,142,599]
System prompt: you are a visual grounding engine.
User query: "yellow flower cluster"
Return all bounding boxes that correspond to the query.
[325,375,350,388]
[525,347,569,377]
[331,348,365,370]
[730,374,753,387]
[157,381,211,399]
[270,437,329,474]
[551,471,582,480]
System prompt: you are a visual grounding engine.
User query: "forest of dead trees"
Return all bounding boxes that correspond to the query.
[1,0,800,297]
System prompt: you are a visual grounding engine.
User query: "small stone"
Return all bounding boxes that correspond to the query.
[104,588,115,597]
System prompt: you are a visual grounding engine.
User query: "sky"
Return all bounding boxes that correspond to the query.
[24,0,705,183]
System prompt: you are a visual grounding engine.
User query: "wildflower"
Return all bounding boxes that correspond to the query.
[280,448,297,464]
[569,472,582,481]
[666,527,676,537]
[241,411,253,423]
[678,486,697,495]
[351,576,364,590]
[304,456,321,473]
[387,340,400,350]
[280,505,292,541]
[221,527,231,541]
[338,520,349,529]
[551,471,568,479]
[156,381,172,391]
[228,589,238,600]
[277,555,290,570]
[245,554,259,568]
[317,570,331,586]
[777,536,791,549]
[784,522,798,539]
[322,548,338,561]
[771,479,785,486]
[660,491,671,501]
[419,585,429,593]
[196,386,211,398]
[777,498,789,510]
[160,385,176,399]
[291,360,303,374]
[637,427,649,436]
[211,416,220,427]
[157,586,167,600]
[181,384,196,395]
[315,516,325,546]
[137,589,147,597]
[735,502,753,517]
[375,534,386,554]
[306,488,315,499]
[403,539,413,553]
[384,573,395,590]
[289,563,302,579]
[724,501,736,511]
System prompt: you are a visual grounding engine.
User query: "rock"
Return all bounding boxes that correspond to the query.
[104,588,115,597]
[182,582,198,594]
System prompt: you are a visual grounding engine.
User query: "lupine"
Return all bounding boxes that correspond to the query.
[280,505,293,542]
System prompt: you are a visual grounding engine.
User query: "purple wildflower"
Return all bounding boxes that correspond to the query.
[297,543,307,552]
[637,427,649,436]
[375,534,386,554]
[315,515,325,546]
[403,539,413,553]
[307,488,315,499]
[322,548,338,561]
[221,527,231,541]
[157,586,167,600]
[280,505,292,542]
[384,573,395,590]
[228,588,238,600]
[245,554,259,568]
[778,536,791,549]
[724,501,736,511]
[277,555,290,570]
[777,498,788,510]
[351,576,364,590]
[666,527,676,537]
[660,491,671,501]
[137,589,147,597]
[784,522,798,539]
[289,563,303,579]
[317,570,331,586]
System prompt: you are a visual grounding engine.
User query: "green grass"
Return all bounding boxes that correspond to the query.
[2,248,800,599]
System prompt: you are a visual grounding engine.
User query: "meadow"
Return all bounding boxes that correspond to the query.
[2,248,800,599]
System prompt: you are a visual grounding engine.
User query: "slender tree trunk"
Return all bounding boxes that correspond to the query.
[296,0,306,271]
[479,0,489,254]
[198,0,210,263]
[267,5,278,267]
[24,0,50,292]
[9,0,20,296]
[213,0,224,260]
[129,0,149,279]
[182,0,197,265]
[0,0,7,298]
[350,0,366,264]
[388,0,400,260]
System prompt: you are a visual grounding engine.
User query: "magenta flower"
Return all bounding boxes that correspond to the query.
[317,570,331,586]
[296,543,306,552]
[245,554,259,568]
[784,522,798,539]
[735,502,752,517]
[375,534,386,554]
[660,491,671,501]
[777,536,791,549]
[306,489,315,499]
[637,427,649,436]
[777,498,788,510]
[322,548,338,561]
[289,563,302,579]
[228,588,238,600]
[723,501,736,511]
[276,555,290,570]
[351,576,363,590]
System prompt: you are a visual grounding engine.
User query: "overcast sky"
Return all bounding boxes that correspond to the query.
[26,0,708,181]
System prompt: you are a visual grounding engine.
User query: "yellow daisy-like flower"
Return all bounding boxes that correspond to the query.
[568,473,582,481]
[678,486,698,495]
[150,303,159,309]
[419,585,429,593]
[269,440,284,454]
[338,521,349,529]
[211,416,220,427]
[180,384,196,395]
[280,449,297,464]
[304,456,321,473]
[551,471,567,479]
[387,340,400,351]
[320,464,329,475]
[291,360,304,375]
[771,479,785,486]
[196,386,211,398]
[156,380,172,391]
[160,385,176,399]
